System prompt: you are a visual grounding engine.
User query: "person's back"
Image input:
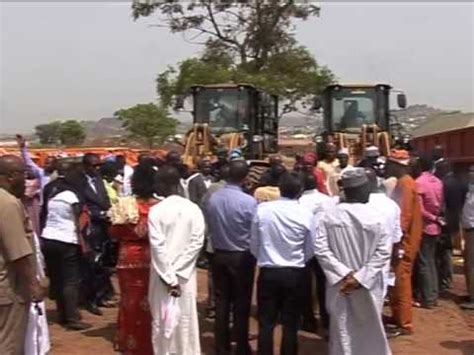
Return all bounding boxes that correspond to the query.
[251,172,315,355]
[320,202,387,273]
[149,195,202,261]
[207,183,257,251]
[204,160,257,355]
[315,168,391,355]
[369,192,402,245]
[443,172,468,231]
[147,166,205,355]
[416,170,443,236]
[252,199,314,267]
[386,151,423,336]
[299,188,332,215]
[394,174,422,243]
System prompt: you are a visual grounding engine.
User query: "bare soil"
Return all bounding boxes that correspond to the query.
[46,265,474,355]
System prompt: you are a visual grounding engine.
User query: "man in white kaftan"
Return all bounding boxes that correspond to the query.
[148,166,205,355]
[315,168,392,355]
[367,169,403,309]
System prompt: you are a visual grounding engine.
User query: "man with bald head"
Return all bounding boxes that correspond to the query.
[0,155,45,354]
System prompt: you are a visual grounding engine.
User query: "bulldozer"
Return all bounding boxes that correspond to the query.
[313,83,407,164]
[175,83,279,170]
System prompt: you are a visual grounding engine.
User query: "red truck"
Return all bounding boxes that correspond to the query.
[411,112,474,172]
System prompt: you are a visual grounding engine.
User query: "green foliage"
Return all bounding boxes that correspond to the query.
[35,121,62,145]
[133,1,335,109]
[35,120,85,146]
[58,120,86,146]
[114,103,178,148]
[132,0,320,68]
[157,46,335,109]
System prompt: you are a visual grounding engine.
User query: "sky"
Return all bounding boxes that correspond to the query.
[0,2,473,133]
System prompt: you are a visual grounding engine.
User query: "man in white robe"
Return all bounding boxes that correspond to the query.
[366,168,403,310]
[148,166,205,355]
[315,168,392,355]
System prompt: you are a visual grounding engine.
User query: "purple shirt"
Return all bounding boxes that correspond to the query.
[416,172,444,235]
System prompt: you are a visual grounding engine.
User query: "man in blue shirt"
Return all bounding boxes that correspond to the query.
[250,172,316,355]
[205,160,257,355]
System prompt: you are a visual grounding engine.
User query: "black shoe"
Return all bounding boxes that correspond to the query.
[64,321,92,331]
[86,304,103,316]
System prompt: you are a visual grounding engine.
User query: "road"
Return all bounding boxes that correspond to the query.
[46,266,474,355]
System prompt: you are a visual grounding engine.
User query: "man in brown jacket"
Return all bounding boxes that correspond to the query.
[0,155,45,354]
[386,150,423,337]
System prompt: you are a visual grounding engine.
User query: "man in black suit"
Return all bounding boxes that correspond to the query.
[80,153,112,315]
[188,158,215,205]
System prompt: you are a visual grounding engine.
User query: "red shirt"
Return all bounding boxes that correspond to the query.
[313,168,328,195]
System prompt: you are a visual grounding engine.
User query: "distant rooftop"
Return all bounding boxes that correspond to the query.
[412,112,474,138]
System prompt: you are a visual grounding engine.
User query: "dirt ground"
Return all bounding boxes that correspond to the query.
[46,263,474,355]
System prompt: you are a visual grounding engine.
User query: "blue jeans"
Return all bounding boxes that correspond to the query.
[417,234,440,305]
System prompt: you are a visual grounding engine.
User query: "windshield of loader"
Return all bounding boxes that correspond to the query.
[330,88,376,131]
[195,88,250,134]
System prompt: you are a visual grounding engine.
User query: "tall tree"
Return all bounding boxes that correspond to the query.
[133,1,334,110]
[157,46,334,110]
[35,121,62,145]
[115,103,178,148]
[133,0,319,69]
[58,120,86,145]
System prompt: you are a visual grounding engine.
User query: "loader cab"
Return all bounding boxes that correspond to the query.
[190,84,279,158]
[315,84,406,134]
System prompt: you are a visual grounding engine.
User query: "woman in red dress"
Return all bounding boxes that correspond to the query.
[109,163,159,355]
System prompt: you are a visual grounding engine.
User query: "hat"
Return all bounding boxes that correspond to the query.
[365,146,380,158]
[388,149,410,166]
[340,167,369,188]
[229,148,244,161]
[302,152,318,165]
[338,148,349,156]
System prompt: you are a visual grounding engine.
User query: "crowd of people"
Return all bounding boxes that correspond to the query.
[0,136,473,355]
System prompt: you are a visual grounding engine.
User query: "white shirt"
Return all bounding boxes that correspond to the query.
[122,164,134,197]
[463,187,474,229]
[298,189,333,216]
[41,191,79,245]
[368,192,403,244]
[86,175,97,194]
[148,195,205,287]
[250,198,316,268]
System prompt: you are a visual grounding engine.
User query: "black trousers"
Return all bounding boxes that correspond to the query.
[436,232,453,291]
[302,258,329,329]
[257,267,305,355]
[42,239,81,323]
[82,221,114,306]
[212,250,256,355]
